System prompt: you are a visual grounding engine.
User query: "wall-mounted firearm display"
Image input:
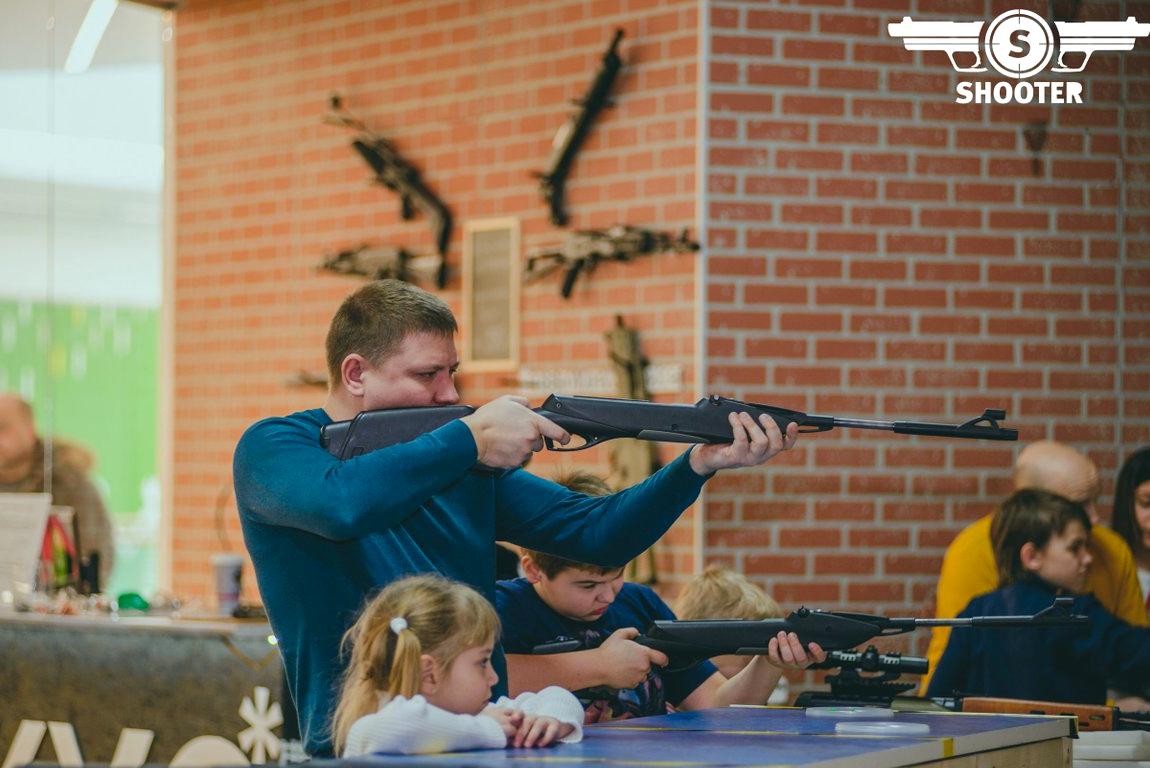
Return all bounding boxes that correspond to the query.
[318,244,443,285]
[525,225,699,298]
[535,29,624,227]
[324,94,453,288]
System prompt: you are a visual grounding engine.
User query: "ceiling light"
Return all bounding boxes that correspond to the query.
[64,0,119,74]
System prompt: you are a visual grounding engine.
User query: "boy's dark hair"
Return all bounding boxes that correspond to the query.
[324,279,457,385]
[990,488,1092,587]
[1112,446,1150,558]
[522,472,620,579]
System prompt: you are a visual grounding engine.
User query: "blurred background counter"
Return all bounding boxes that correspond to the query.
[0,610,290,766]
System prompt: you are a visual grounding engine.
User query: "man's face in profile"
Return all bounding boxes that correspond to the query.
[0,397,36,472]
[356,331,461,412]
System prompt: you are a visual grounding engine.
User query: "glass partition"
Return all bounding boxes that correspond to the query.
[0,0,166,598]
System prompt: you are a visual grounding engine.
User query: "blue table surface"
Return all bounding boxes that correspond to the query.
[331,707,1072,768]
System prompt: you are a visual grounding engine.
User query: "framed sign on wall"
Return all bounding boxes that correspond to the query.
[462,218,520,371]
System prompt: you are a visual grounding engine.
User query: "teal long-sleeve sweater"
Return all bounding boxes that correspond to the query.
[233,408,709,757]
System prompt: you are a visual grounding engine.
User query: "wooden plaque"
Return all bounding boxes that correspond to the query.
[462,218,520,370]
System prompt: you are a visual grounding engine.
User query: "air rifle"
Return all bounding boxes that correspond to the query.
[325,94,453,288]
[536,29,625,226]
[320,394,1018,461]
[530,598,1084,672]
[525,225,699,298]
[318,244,442,285]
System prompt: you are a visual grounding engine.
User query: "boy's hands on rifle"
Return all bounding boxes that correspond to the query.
[462,396,571,469]
[767,631,826,669]
[688,412,798,476]
[596,627,669,688]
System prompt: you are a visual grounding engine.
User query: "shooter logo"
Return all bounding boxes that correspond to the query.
[888,10,1149,104]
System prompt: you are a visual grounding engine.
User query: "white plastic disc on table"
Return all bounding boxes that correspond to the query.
[805,706,895,719]
[835,721,931,736]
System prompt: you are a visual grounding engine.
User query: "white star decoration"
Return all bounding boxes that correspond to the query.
[238,686,283,763]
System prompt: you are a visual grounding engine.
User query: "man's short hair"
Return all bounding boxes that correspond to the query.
[521,472,619,579]
[324,280,457,385]
[990,488,1092,587]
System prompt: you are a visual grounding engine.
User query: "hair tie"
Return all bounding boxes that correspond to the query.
[389,616,408,634]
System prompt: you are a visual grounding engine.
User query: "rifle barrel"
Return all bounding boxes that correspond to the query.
[824,417,899,431]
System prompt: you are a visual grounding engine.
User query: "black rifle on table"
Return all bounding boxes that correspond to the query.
[536,29,625,226]
[318,244,443,285]
[525,225,699,298]
[531,597,1083,671]
[532,636,927,701]
[530,601,1084,704]
[325,94,453,288]
[320,394,1018,461]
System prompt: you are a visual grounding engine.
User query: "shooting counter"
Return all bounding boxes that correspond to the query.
[328,707,1072,768]
[0,610,286,765]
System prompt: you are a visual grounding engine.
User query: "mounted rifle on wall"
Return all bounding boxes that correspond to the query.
[525,225,699,298]
[318,244,442,285]
[535,29,625,226]
[324,94,453,288]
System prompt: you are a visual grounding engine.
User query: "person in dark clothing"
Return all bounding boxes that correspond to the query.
[927,489,1150,704]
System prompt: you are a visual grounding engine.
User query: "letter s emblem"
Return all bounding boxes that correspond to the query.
[1008,29,1031,59]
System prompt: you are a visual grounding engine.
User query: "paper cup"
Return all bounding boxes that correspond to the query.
[211,553,244,617]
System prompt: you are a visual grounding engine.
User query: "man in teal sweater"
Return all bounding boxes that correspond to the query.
[233,280,798,757]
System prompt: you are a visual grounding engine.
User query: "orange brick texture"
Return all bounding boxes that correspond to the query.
[173,0,1150,658]
[702,0,1150,660]
[173,0,702,603]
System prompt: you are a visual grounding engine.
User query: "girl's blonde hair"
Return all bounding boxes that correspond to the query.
[675,565,782,621]
[332,574,500,753]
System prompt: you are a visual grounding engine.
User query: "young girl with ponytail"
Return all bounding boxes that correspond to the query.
[333,574,584,756]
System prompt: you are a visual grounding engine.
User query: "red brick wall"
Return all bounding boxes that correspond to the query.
[702,0,1149,654]
[173,0,1149,635]
[173,0,702,602]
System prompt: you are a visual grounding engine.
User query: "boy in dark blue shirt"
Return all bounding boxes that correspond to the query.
[496,473,823,722]
[927,489,1150,704]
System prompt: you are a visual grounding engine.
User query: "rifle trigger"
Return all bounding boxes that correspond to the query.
[546,435,601,452]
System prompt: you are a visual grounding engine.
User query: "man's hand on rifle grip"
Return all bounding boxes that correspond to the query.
[688,411,799,476]
[462,395,571,469]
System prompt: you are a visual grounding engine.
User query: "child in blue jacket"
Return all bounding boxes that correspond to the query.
[927,489,1150,704]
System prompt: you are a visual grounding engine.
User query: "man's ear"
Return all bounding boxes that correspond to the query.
[420,654,440,694]
[1020,542,1044,573]
[520,555,544,585]
[340,354,370,397]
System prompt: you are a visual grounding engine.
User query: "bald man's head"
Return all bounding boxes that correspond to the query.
[1013,440,1100,522]
[0,393,37,477]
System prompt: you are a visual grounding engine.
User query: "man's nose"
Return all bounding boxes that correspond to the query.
[435,377,460,404]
